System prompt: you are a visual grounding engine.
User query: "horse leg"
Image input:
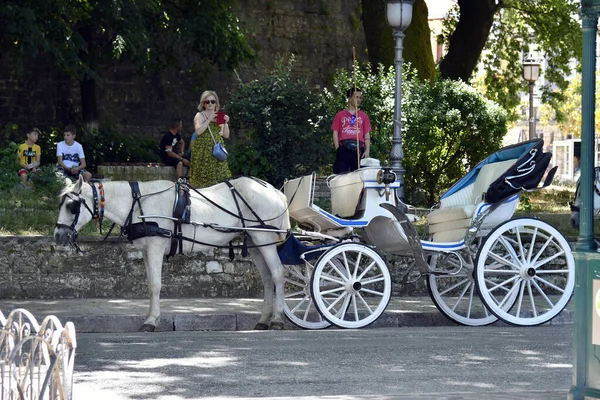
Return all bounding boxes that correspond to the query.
[252,244,286,330]
[248,247,275,330]
[140,240,165,332]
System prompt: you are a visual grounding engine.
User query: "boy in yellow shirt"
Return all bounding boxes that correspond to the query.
[17,127,42,184]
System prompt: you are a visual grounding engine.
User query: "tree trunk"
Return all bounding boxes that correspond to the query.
[78,26,99,132]
[362,0,394,68]
[362,0,434,81]
[439,0,498,82]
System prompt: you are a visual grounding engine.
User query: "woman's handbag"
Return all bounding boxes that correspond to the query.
[208,125,228,161]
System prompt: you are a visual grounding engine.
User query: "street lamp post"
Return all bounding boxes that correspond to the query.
[386,0,414,200]
[522,60,541,141]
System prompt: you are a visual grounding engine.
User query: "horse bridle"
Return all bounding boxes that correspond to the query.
[56,183,104,249]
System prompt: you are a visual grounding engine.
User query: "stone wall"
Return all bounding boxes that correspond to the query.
[0,235,426,300]
[0,0,367,139]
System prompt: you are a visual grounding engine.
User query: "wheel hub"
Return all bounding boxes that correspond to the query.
[519,265,537,280]
[346,280,362,294]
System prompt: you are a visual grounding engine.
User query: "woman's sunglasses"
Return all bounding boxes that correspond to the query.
[350,115,356,126]
[204,100,217,104]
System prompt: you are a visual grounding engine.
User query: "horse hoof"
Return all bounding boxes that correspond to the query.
[254,322,269,330]
[139,324,156,332]
[269,321,284,330]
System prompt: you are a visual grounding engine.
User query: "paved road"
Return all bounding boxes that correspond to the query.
[74,325,573,399]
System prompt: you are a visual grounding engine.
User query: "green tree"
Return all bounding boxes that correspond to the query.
[226,58,332,186]
[539,72,600,137]
[0,0,255,128]
[439,0,581,118]
[403,78,508,205]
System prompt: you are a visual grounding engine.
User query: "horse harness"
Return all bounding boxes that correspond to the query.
[120,179,289,259]
[569,167,600,212]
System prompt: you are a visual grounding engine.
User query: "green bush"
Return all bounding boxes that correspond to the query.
[323,65,508,206]
[403,78,508,205]
[226,57,333,186]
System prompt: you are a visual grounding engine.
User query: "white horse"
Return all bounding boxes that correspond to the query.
[570,166,600,229]
[54,176,291,331]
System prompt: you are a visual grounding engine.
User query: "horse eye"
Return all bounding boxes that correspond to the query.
[69,201,80,214]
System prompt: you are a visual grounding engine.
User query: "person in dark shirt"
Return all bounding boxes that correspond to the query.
[160,118,189,179]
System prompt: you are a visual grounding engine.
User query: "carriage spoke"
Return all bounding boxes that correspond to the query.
[360,287,385,296]
[526,227,538,263]
[487,250,519,270]
[319,272,346,286]
[336,292,352,319]
[532,276,566,294]
[360,275,385,286]
[498,236,522,267]
[530,278,555,308]
[356,261,377,281]
[290,296,308,313]
[451,281,472,313]
[527,281,538,318]
[326,291,348,313]
[341,252,352,279]
[351,294,359,321]
[514,281,525,317]
[439,277,470,296]
[486,275,519,294]
[515,226,526,263]
[327,260,350,282]
[320,286,347,296]
[530,235,554,265]
[533,250,566,269]
[285,289,305,299]
[353,253,362,279]
[356,292,374,313]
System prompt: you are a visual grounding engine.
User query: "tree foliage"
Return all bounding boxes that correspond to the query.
[439,0,581,119]
[539,73,600,138]
[226,58,332,187]
[0,0,255,125]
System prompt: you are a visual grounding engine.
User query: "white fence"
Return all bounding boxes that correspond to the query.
[0,309,76,400]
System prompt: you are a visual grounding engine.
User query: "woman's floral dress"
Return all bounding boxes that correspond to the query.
[190,122,231,187]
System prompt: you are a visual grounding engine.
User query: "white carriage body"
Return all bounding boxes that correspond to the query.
[284,167,415,254]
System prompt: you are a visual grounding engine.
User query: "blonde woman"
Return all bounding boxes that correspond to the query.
[190,90,232,187]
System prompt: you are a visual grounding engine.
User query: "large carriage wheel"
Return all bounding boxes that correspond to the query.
[310,243,391,329]
[283,263,331,330]
[427,253,500,326]
[474,217,575,326]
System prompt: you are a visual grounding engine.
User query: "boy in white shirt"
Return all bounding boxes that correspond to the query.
[56,125,92,182]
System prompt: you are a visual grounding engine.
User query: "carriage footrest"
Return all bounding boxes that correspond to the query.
[127,222,172,241]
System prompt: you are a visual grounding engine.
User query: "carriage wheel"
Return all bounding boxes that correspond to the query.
[474,217,575,326]
[283,263,331,330]
[310,243,391,329]
[427,253,499,326]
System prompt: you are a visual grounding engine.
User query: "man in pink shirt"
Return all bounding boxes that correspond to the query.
[331,88,371,173]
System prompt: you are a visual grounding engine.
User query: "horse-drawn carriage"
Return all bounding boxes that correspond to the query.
[279,138,574,329]
[55,138,574,332]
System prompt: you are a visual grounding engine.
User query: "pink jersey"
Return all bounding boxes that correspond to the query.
[331,110,371,143]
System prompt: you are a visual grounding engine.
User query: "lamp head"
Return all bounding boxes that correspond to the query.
[522,60,541,83]
[386,0,415,31]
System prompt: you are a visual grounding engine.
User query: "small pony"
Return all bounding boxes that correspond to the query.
[55,176,291,331]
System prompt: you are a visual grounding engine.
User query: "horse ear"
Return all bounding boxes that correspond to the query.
[73,175,84,192]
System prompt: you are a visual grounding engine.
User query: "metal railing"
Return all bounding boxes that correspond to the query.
[0,309,76,400]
